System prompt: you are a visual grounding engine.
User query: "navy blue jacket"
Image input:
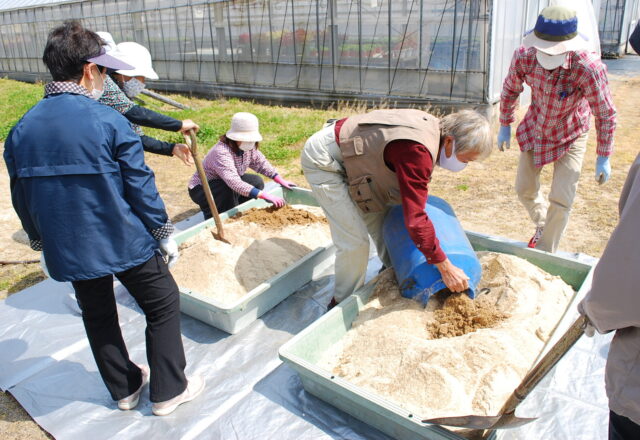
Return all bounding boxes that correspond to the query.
[4,92,169,281]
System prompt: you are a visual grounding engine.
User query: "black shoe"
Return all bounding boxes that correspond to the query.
[327,297,338,311]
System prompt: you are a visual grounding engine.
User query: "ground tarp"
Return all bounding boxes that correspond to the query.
[0,246,610,440]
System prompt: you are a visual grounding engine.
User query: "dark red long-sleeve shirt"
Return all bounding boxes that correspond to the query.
[335,120,446,264]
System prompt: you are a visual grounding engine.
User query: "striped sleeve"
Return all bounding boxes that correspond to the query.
[249,149,278,178]
[580,57,617,157]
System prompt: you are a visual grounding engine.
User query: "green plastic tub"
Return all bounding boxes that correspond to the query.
[279,231,595,440]
[173,187,334,334]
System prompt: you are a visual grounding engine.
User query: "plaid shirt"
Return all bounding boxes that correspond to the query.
[500,46,616,167]
[44,81,92,99]
[188,141,278,197]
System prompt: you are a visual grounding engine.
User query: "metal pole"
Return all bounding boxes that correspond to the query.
[388,0,392,94]
[419,0,424,70]
[358,0,363,92]
[329,0,338,91]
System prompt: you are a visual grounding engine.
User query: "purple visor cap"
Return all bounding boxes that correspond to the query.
[86,47,134,71]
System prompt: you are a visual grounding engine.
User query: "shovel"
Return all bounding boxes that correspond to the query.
[422,314,587,431]
[183,129,230,244]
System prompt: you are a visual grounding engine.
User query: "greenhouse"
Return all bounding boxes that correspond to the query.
[0,0,637,110]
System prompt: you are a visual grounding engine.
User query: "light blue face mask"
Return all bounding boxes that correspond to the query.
[122,77,146,98]
[438,140,467,172]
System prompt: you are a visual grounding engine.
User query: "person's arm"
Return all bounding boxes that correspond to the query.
[581,57,617,159]
[385,141,469,292]
[499,48,527,127]
[384,141,445,264]
[579,153,640,333]
[249,149,279,180]
[4,134,42,250]
[140,135,175,156]
[124,105,183,131]
[111,118,173,239]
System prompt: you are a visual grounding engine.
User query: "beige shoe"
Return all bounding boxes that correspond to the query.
[152,375,205,416]
[117,365,150,411]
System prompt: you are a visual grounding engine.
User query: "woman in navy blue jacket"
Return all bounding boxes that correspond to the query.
[4,21,203,416]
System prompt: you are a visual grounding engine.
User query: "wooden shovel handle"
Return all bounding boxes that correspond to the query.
[499,315,587,416]
[183,129,227,241]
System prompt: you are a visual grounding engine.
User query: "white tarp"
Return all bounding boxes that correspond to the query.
[0,243,610,440]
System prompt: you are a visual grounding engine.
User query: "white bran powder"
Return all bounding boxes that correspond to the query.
[170,205,330,303]
[318,252,574,430]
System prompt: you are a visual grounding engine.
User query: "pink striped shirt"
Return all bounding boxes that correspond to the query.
[188,141,278,196]
[500,46,616,167]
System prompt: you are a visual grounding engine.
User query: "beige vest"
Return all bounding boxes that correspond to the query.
[338,109,440,213]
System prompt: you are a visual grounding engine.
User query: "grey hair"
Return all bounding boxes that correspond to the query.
[439,109,492,160]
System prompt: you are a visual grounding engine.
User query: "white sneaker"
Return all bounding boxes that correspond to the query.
[117,365,150,411]
[152,375,205,416]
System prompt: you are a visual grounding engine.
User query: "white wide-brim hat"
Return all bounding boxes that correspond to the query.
[523,5,590,55]
[226,112,263,143]
[115,41,159,80]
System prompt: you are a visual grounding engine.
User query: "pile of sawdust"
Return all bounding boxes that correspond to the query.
[428,293,507,338]
[318,252,574,431]
[230,205,327,228]
[171,205,330,303]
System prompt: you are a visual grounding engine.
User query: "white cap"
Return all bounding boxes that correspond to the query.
[226,112,263,143]
[115,42,159,80]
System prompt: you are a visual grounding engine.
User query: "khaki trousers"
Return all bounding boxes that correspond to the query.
[301,125,391,302]
[515,132,588,252]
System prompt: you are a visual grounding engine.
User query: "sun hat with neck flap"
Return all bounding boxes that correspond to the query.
[523,5,589,55]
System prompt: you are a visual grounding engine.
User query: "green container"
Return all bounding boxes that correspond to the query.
[173,187,334,334]
[279,231,595,440]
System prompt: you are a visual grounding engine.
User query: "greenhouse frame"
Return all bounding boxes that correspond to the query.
[0,0,636,113]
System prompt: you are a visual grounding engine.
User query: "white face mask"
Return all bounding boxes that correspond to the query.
[122,77,146,98]
[536,51,567,70]
[239,141,255,152]
[90,66,105,100]
[438,140,467,172]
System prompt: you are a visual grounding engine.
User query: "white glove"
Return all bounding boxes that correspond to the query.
[159,238,179,268]
[40,252,50,278]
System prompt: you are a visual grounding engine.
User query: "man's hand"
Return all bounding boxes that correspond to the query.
[179,119,199,134]
[497,125,511,151]
[435,258,470,293]
[159,238,179,268]
[172,143,195,166]
[596,156,611,185]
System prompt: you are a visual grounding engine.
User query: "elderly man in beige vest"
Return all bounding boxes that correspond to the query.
[301,109,492,309]
[579,152,640,439]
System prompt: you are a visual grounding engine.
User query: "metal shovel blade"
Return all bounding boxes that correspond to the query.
[423,413,538,430]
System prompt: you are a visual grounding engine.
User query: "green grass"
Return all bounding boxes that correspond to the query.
[0,78,43,140]
[0,78,348,165]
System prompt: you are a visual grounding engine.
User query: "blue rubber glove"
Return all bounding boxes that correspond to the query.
[595,156,611,184]
[497,125,511,151]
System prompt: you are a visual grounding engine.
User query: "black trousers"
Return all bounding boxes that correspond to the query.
[189,173,264,220]
[72,253,187,403]
[610,410,640,440]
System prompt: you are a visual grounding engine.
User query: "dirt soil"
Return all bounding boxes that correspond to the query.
[1,73,639,438]
[230,205,328,228]
[428,292,507,338]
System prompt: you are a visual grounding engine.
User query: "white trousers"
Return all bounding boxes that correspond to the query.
[301,125,391,302]
[515,132,588,252]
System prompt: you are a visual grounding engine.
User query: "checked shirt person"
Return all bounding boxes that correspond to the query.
[498,5,617,252]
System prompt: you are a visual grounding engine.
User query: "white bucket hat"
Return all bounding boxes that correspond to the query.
[226,112,263,143]
[115,42,159,80]
[523,6,589,55]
